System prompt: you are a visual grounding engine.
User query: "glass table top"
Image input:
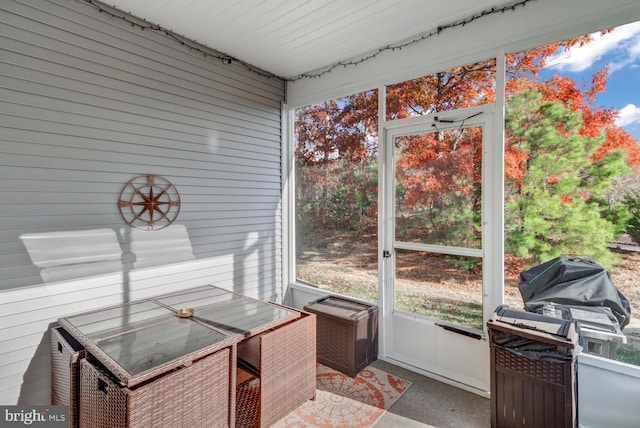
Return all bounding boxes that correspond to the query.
[61,300,175,341]
[59,298,234,380]
[152,285,243,310]
[96,318,229,376]
[58,285,300,381]
[194,298,299,335]
[152,285,299,336]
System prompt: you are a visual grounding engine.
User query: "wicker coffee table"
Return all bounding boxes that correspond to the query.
[56,285,316,428]
[153,285,317,427]
[58,298,240,427]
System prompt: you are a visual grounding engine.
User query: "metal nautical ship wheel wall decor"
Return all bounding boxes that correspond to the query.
[118,174,181,231]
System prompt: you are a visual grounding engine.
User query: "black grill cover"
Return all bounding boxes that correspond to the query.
[518,256,631,329]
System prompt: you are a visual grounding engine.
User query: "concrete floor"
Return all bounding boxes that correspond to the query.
[370,360,491,428]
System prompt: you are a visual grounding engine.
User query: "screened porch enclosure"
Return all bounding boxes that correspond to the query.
[1,1,640,426]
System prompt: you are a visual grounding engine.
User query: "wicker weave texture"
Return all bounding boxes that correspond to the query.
[236,311,316,428]
[235,369,261,428]
[237,332,263,373]
[80,347,233,428]
[305,298,378,377]
[490,345,576,427]
[51,327,84,428]
[317,316,350,367]
[495,347,567,386]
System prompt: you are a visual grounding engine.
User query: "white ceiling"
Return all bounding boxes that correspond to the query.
[107,0,516,79]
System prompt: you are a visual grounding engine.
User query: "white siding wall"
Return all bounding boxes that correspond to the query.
[0,0,285,405]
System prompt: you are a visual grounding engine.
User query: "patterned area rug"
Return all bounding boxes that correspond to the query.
[273,364,412,428]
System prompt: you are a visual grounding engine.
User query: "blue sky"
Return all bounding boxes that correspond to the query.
[542,20,640,141]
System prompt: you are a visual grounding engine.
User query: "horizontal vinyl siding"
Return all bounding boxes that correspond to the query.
[0,0,285,405]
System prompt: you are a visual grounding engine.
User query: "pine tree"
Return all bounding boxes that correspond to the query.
[505,90,630,267]
[625,190,640,243]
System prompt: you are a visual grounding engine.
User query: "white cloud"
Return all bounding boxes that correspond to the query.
[615,104,640,127]
[609,30,640,73]
[546,21,640,73]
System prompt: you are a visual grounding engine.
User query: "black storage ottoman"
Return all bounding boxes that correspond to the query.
[304,295,378,377]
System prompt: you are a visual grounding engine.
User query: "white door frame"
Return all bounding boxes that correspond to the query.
[377,103,503,396]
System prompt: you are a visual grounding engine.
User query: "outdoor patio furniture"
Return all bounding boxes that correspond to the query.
[51,326,85,428]
[58,298,239,427]
[154,285,317,428]
[55,285,316,428]
[304,295,378,377]
[234,311,316,427]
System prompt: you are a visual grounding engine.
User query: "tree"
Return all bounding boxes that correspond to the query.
[504,90,630,267]
[625,190,640,243]
[386,60,496,119]
[295,92,378,232]
[294,31,639,265]
[394,127,482,247]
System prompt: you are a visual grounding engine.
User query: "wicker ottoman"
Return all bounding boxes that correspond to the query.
[304,296,378,377]
[234,311,316,428]
[79,347,233,428]
[51,326,85,428]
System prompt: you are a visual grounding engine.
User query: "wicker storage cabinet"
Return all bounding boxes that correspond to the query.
[51,326,85,428]
[487,306,580,428]
[79,347,233,428]
[304,296,378,377]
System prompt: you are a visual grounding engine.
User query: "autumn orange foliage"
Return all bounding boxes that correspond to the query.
[507,35,639,169]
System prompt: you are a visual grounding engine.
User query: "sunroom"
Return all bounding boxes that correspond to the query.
[2,0,639,426]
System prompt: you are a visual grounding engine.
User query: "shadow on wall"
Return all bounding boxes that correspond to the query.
[17,324,57,405]
[20,228,124,283]
[10,222,278,405]
[19,224,195,283]
[15,225,196,405]
[20,224,276,300]
[127,225,195,269]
